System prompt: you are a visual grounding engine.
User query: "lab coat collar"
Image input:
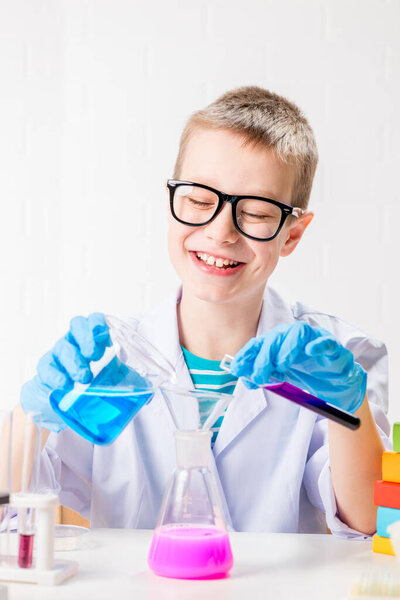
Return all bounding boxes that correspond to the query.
[136,288,183,376]
[257,286,296,332]
[137,285,296,456]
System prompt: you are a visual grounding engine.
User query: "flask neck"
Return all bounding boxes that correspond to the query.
[174,430,212,469]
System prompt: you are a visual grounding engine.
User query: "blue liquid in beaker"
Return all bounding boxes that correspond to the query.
[50,356,154,445]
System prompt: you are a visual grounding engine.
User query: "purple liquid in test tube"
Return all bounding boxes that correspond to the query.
[18,532,34,569]
[220,354,360,431]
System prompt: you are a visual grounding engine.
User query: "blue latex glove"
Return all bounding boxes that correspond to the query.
[230,322,367,414]
[20,312,111,432]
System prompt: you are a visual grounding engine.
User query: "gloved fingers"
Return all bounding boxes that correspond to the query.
[69,316,96,359]
[53,336,92,384]
[338,348,357,377]
[251,329,289,384]
[69,313,110,361]
[305,336,341,359]
[233,324,292,384]
[352,361,367,383]
[305,337,355,376]
[242,379,260,390]
[286,352,367,413]
[269,322,312,373]
[37,351,71,389]
[285,367,330,397]
[230,337,264,378]
[351,364,367,412]
[88,312,112,346]
[231,324,293,379]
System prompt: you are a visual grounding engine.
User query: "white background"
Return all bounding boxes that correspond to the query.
[0,0,399,422]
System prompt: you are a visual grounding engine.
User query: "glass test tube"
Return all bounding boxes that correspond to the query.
[18,509,34,568]
[17,413,42,569]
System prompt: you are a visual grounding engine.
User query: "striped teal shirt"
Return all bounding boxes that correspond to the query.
[181,346,238,447]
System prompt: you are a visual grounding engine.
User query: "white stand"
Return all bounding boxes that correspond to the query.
[0,493,78,585]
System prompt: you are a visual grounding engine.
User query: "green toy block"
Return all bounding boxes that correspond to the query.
[394,423,400,453]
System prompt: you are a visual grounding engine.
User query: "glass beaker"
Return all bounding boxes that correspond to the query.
[49,315,177,445]
[148,430,233,579]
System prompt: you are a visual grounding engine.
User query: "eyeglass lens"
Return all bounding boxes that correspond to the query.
[173,184,283,240]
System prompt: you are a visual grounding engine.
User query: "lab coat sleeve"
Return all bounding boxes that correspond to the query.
[39,428,94,520]
[302,325,391,539]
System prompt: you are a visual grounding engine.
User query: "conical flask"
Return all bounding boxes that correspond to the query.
[148,429,233,579]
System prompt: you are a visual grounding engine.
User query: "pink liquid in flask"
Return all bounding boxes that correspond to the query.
[148,526,233,579]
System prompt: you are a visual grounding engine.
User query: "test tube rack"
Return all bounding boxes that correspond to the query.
[0,492,78,585]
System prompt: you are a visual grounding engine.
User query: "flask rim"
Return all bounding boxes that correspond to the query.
[174,429,212,440]
[174,429,212,468]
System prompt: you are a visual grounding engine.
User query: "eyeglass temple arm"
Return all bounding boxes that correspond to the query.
[291,208,305,218]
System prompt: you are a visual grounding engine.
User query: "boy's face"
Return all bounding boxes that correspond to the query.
[167,127,312,306]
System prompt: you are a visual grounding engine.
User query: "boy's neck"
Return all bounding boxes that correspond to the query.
[177,287,264,361]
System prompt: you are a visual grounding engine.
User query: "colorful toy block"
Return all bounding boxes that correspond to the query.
[377,506,400,538]
[382,451,400,484]
[373,428,400,555]
[372,534,395,556]
[393,423,400,453]
[374,480,400,509]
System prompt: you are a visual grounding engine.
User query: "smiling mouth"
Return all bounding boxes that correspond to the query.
[195,252,241,269]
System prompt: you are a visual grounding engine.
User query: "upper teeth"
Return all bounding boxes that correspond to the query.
[196,252,239,267]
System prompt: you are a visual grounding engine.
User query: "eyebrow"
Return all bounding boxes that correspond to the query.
[233,188,283,202]
[250,190,279,199]
[181,178,287,204]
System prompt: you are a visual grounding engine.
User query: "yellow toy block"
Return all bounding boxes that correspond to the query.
[372,534,395,555]
[382,451,400,484]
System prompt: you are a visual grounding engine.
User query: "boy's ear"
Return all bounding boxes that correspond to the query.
[279,212,314,257]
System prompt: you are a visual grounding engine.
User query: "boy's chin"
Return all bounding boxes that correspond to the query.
[184,280,257,306]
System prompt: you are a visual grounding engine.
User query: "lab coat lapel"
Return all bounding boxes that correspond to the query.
[212,380,268,456]
[213,286,296,458]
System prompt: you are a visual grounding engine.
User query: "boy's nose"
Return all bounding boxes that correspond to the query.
[203,202,240,245]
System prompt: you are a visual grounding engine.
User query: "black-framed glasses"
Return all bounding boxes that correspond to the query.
[167,179,305,242]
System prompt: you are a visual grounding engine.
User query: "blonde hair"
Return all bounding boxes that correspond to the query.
[173,86,318,210]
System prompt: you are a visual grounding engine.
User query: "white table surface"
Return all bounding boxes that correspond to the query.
[3,529,400,600]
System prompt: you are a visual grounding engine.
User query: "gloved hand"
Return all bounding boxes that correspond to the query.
[230,321,367,414]
[20,312,111,432]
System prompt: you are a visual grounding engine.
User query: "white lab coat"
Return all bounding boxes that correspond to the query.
[40,286,391,537]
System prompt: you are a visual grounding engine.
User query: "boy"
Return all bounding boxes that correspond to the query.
[19,86,389,535]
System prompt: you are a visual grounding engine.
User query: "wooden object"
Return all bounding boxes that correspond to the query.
[374,480,400,509]
[372,534,395,556]
[393,423,400,453]
[382,451,400,484]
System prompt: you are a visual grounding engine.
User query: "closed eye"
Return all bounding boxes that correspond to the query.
[241,211,275,221]
[186,197,216,208]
